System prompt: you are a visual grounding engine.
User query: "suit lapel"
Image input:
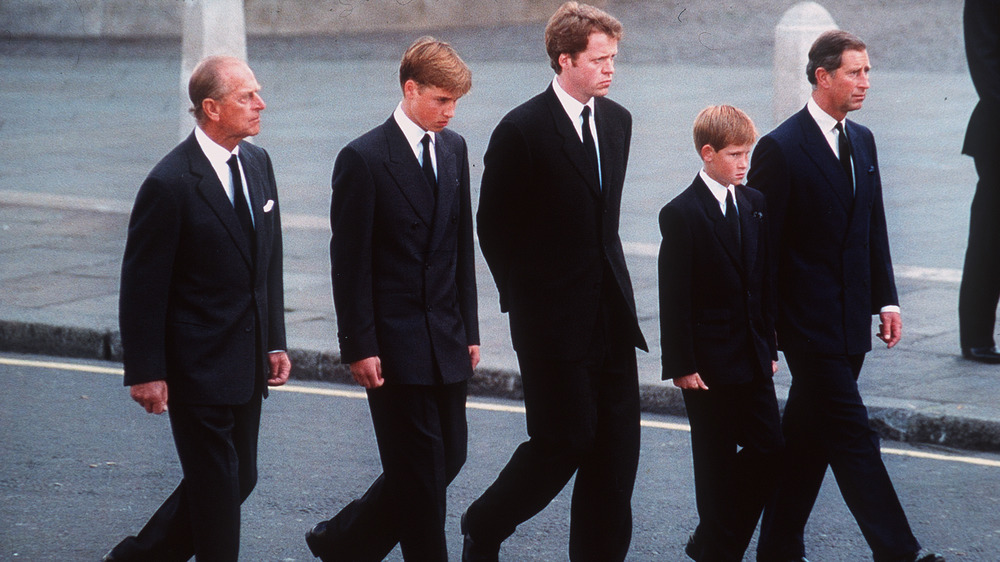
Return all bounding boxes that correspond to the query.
[240,143,272,268]
[427,133,458,251]
[693,175,742,271]
[186,135,254,269]
[594,98,621,203]
[544,87,601,198]
[844,120,876,241]
[382,118,435,227]
[796,109,854,211]
[736,187,759,275]
[845,120,873,209]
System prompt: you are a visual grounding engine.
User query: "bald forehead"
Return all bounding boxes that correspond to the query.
[217,60,260,99]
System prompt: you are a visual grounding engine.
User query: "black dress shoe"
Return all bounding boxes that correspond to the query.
[461,512,499,562]
[305,521,336,561]
[911,549,946,562]
[962,346,1000,363]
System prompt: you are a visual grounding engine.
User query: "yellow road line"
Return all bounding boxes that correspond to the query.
[4,355,999,468]
[0,356,124,375]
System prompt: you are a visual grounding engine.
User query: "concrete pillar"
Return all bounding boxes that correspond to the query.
[772,2,837,123]
[179,0,248,140]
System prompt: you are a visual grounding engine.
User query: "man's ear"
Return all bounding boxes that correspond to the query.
[814,66,831,89]
[558,52,573,72]
[700,144,716,163]
[202,98,220,122]
[403,79,420,99]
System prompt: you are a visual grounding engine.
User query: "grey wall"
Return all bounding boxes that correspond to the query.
[0,0,579,38]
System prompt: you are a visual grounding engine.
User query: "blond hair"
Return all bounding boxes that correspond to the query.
[693,105,757,152]
[399,36,472,96]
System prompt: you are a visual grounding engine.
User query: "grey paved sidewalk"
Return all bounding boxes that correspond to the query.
[3,0,999,453]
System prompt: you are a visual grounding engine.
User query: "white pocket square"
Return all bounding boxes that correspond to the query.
[263,200,274,213]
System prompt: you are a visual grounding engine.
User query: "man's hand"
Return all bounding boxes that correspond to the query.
[772,360,779,374]
[468,345,481,370]
[877,311,903,348]
[267,351,292,386]
[130,380,168,414]
[350,356,383,389]
[672,372,709,391]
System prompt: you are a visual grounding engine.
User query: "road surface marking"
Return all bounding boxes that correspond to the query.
[3,355,997,468]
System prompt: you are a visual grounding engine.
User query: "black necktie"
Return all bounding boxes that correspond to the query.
[227,154,255,255]
[581,105,600,190]
[835,122,853,191]
[421,133,437,199]
[725,189,741,250]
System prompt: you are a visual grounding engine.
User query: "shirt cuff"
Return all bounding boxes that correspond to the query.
[880,306,900,314]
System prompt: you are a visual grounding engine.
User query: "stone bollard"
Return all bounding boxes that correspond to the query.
[179,0,248,141]
[772,2,837,123]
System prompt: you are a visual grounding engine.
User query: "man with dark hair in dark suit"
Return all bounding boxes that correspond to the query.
[463,3,647,561]
[305,36,479,562]
[749,30,943,562]
[106,55,291,562]
[959,0,1000,363]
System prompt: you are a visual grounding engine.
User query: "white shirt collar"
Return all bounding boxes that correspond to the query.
[194,125,239,166]
[552,76,596,138]
[193,125,244,206]
[807,96,847,156]
[393,102,434,157]
[699,168,736,215]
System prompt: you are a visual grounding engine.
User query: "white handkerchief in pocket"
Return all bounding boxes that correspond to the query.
[263,199,274,213]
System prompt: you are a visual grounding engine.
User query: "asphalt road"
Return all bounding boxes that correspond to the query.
[1,352,998,561]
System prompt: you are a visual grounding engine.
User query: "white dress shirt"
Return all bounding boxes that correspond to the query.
[699,169,737,217]
[194,126,285,352]
[805,98,898,315]
[194,126,254,226]
[552,76,602,185]
[807,96,856,190]
[393,103,437,178]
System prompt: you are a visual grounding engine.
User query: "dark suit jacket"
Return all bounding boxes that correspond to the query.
[963,0,1000,157]
[119,132,287,405]
[658,176,776,386]
[330,117,479,385]
[477,85,647,359]
[748,106,897,356]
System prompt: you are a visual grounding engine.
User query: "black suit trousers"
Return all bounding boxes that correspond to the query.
[960,156,1000,348]
[320,381,468,561]
[682,375,782,562]
[756,352,919,562]
[108,393,263,562]
[464,283,640,562]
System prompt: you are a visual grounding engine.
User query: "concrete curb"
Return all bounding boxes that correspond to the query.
[3,319,999,453]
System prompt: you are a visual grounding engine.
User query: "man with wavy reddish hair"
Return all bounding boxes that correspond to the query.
[464,3,646,561]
